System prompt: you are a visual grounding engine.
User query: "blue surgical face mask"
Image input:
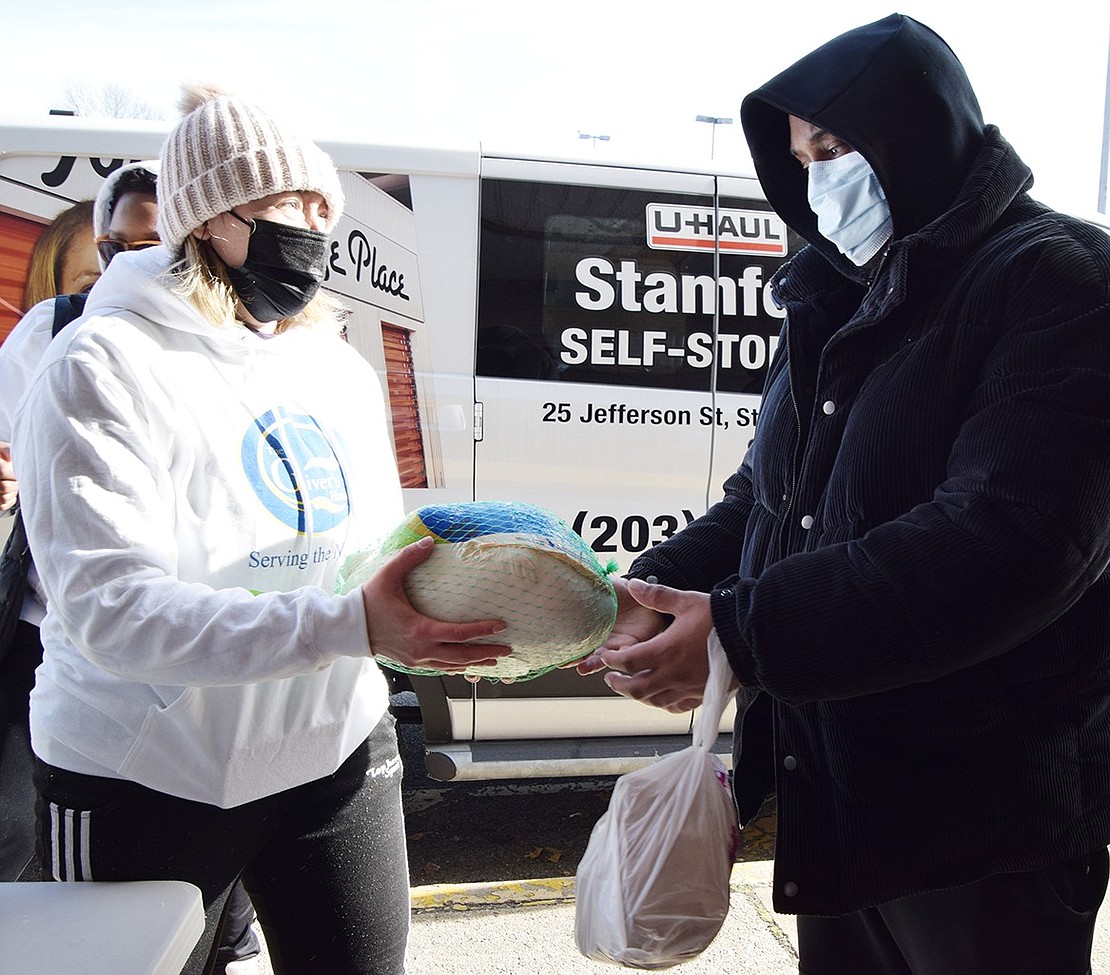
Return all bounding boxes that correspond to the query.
[806,152,893,266]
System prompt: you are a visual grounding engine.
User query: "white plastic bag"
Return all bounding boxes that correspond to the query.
[574,631,740,969]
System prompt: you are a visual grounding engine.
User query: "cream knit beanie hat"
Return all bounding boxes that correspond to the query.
[158,82,344,250]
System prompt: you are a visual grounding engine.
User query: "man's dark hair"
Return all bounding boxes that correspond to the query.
[107,166,158,222]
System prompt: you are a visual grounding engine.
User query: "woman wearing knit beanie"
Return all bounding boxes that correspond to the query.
[12,84,509,975]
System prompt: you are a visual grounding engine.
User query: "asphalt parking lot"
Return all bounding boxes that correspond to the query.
[397,716,777,887]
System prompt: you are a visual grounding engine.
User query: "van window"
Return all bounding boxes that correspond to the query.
[477,179,787,395]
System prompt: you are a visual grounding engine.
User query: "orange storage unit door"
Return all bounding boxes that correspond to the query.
[381,320,428,489]
[0,212,44,342]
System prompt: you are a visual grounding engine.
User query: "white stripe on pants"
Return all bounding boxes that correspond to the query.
[48,802,92,881]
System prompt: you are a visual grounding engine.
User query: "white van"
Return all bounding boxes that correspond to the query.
[0,117,800,779]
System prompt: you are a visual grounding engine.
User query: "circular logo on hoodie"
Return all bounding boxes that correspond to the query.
[241,408,350,533]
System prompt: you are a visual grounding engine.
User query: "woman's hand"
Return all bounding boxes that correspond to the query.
[0,443,17,513]
[581,577,717,713]
[360,536,512,672]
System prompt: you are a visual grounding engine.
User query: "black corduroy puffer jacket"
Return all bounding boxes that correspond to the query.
[628,14,1110,916]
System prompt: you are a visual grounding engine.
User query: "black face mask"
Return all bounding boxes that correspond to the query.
[224,211,329,323]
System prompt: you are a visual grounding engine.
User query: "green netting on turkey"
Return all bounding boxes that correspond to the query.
[336,501,619,681]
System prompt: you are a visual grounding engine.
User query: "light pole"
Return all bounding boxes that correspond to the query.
[695,115,733,160]
[578,132,610,152]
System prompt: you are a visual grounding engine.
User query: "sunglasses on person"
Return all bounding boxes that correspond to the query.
[94,235,161,264]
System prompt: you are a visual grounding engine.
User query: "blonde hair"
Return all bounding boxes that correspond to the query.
[170,235,346,335]
[23,199,96,309]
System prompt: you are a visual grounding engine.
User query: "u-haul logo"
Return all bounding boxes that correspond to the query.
[646,204,788,257]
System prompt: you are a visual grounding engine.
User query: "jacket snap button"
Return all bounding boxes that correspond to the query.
[783,881,798,897]
[800,515,814,529]
[822,400,835,415]
[783,755,797,770]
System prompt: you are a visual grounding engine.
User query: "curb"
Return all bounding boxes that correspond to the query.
[410,876,576,912]
[409,860,777,912]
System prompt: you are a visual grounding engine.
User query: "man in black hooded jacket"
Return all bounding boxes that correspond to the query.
[577,14,1110,973]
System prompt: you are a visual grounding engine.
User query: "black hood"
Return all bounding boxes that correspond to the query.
[741,13,986,263]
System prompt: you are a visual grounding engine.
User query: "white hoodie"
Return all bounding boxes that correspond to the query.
[0,297,57,626]
[12,246,403,807]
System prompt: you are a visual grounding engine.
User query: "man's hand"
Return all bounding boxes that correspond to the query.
[0,443,17,513]
[573,577,668,674]
[360,536,512,672]
[582,577,717,713]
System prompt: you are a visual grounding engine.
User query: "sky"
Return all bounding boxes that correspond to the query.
[2,0,1109,219]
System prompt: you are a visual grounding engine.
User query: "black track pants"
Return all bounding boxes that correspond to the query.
[35,712,409,975]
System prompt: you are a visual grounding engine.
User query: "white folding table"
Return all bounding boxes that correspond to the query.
[0,880,204,975]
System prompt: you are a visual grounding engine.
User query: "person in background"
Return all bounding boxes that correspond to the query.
[2,163,159,466]
[577,14,1110,974]
[12,83,508,975]
[1,176,147,890]
[21,199,100,309]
